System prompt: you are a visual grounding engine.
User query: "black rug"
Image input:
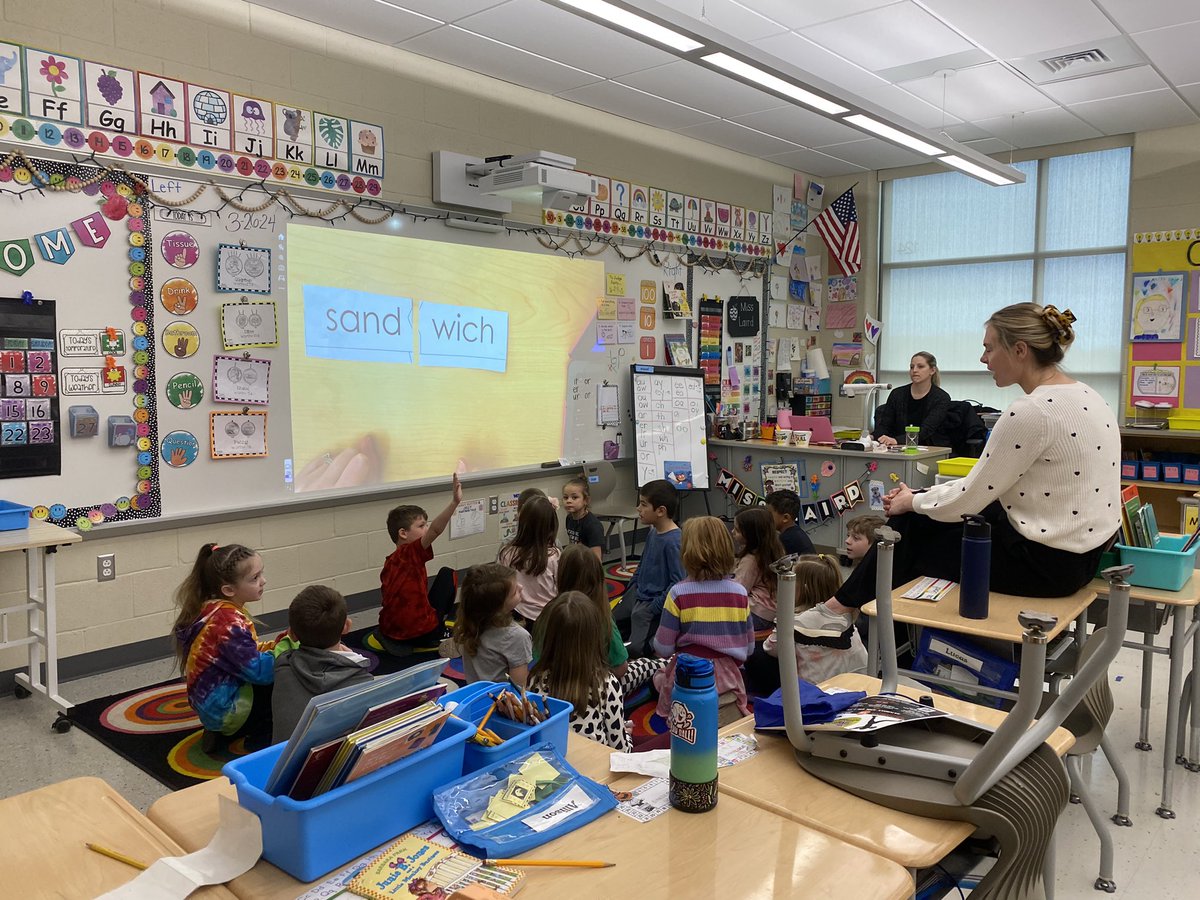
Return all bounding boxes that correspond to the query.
[66,630,463,791]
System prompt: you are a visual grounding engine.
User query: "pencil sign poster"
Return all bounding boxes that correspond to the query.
[212,354,271,405]
[210,410,267,458]
[0,297,60,479]
[220,300,278,349]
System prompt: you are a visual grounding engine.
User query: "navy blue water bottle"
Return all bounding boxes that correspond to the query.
[958,514,992,619]
[668,654,718,813]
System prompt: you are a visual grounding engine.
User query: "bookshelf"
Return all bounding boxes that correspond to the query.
[1121,427,1200,531]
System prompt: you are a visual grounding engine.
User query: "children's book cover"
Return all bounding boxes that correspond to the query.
[349,833,523,898]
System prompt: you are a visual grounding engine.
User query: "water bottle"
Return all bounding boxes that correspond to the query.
[958,514,992,620]
[668,654,718,813]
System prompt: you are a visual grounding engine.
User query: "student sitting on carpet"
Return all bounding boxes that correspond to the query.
[367,472,462,656]
[271,585,372,744]
[499,495,561,626]
[173,543,277,753]
[455,562,532,688]
[530,591,664,751]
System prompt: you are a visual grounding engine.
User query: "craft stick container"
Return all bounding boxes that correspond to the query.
[439,681,572,774]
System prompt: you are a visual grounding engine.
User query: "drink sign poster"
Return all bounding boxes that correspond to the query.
[0,297,60,479]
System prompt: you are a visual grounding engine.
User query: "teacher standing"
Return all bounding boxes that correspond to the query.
[872,351,951,447]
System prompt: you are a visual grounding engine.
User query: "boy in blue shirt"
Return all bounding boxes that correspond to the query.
[627,479,686,657]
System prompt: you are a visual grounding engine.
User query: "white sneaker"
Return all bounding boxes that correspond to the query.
[794,603,852,638]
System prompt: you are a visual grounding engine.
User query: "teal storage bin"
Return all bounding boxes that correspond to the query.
[223,714,475,882]
[440,681,572,774]
[0,500,31,531]
[1117,534,1199,591]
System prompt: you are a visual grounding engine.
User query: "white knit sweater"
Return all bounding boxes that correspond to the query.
[913,382,1121,553]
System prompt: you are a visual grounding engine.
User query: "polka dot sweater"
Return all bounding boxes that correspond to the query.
[913,382,1121,553]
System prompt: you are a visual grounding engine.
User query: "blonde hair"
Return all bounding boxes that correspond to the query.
[986,302,1075,366]
[681,516,736,581]
[794,554,851,618]
[912,351,940,387]
[529,591,608,714]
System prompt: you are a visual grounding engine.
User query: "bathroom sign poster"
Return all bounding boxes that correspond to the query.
[221,300,278,349]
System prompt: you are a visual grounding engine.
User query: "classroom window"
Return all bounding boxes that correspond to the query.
[880,147,1130,411]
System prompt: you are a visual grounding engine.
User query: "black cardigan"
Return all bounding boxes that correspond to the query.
[871,384,951,444]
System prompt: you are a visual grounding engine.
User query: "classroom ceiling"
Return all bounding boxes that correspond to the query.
[252,0,1200,176]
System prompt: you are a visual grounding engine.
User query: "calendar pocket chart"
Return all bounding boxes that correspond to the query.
[0,297,60,478]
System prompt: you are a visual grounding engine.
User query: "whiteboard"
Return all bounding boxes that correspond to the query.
[0,155,762,520]
[631,365,709,490]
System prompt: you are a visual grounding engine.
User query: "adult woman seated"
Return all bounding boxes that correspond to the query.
[872,351,951,448]
[797,303,1121,637]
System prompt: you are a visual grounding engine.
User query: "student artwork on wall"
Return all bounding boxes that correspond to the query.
[221,299,278,349]
[210,410,267,458]
[216,243,271,294]
[1130,272,1185,342]
[212,353,271,404]
[1130,365,1180,407]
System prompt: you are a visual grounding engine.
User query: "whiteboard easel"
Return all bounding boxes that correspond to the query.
[630,364,709,490]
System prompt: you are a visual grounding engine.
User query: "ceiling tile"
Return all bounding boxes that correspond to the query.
[901,62,1056,121]
[735,0,898,31]
[762,147,869,177]
[398,25,603,94]
[381,0,510,23]
[1179,82,1200,108]
[919,0,1118,59]
[674,119,800,156]
[967,107,1103,148]
[1069,88,1199,134]
[617,60,791,118]
[252,0,442,43]
[1130,21,1200,86]
[455,0,676,79]
[727,105,864,147]
[1035,65,1168,105]
[961,137,1016,155]
[644,0,789,42]
[1093,0,1200,34]
[799,2,975,73]
[556,81,718,130]
[812,138,928,169]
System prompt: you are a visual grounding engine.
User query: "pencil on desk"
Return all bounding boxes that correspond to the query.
[86,842,149,871]
[486,859,614,868]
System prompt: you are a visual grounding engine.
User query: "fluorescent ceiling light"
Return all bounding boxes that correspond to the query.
[701,53,848,115]
[558,0,703,52]
[938,155,1017,186]
[842,114,942,156]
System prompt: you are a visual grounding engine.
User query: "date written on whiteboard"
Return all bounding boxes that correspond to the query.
[224,211,278,233]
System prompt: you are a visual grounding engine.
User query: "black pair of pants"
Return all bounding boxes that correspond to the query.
[835,502,1110,608]
[372,567,459,653]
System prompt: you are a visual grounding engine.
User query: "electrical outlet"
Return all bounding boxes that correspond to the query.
[488,495,499,515]
[97,553,116,582]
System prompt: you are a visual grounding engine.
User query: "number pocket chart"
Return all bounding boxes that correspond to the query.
[212,354,271,405]
[0,297,60,479]
[630,364,708,490]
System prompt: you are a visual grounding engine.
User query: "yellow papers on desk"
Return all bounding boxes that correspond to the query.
[349,832,524,898]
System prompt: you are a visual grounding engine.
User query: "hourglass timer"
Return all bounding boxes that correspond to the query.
[904,425,920,454]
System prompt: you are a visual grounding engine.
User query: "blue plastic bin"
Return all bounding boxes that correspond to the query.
[910,628,1020,709]
[223,714,475,882]
[1117,534,1199,591]
[0,501,31,531]
[439,681,572,774]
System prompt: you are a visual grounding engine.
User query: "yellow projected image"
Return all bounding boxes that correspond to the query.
[287,225,604,489]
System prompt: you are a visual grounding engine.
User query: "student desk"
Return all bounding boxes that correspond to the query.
[1087,573,1200,818]
[716,672,1074,878]
[0,519,82,718]
[0,776,237,899]
[862,580,1097,702]
[148,739,913,900]
[708,439,948,549]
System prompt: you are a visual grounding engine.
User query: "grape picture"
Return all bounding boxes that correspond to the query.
[97,69,122,104]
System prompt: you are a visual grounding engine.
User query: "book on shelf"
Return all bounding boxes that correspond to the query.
[349,832,524,899]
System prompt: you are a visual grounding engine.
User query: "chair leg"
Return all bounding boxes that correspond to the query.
[1043,827,1056,900]
[1175,670,1192,767]
[1099,734,1132,827]
[1065,756,1116,893]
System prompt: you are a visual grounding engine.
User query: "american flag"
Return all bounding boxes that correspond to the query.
[812,188,861,276]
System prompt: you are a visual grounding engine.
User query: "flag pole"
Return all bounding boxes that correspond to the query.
[774,181,859,261]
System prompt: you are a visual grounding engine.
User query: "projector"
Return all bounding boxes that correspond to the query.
[476,163,598,208]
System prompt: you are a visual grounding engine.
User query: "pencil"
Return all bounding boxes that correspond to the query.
[486,859,614,868]
[478,697,500,732]
[86,842,149,871]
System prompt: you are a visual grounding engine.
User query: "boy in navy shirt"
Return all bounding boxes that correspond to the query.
[765,489,815,557]
[627,479,686,657]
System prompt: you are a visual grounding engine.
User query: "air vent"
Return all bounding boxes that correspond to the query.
[1041,48,1109,75]
[1010,36,1146,85]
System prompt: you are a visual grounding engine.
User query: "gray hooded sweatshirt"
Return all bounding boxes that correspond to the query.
[271,647,373,744]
